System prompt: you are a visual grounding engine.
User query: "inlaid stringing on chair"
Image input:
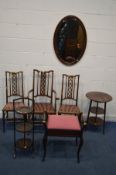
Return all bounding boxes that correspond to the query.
[28,69,57,123]
[58,74,80,115]
[2,71,24,132]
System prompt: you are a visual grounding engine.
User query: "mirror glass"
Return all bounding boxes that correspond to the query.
[53,15,87,65]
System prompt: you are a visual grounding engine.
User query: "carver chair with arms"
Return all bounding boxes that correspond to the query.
[2,71,24,132]
[58,74,80,116]
[28,69,57,123]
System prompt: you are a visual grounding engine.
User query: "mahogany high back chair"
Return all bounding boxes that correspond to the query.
[2,71,24,132]
[58,74,80,115]
[28,69,57,123]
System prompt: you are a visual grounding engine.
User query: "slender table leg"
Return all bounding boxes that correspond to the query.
[94,102,99,124]
[32,114,35,155]
[103,102,107,134]
[87,100,92,124]
[2,111,5,132]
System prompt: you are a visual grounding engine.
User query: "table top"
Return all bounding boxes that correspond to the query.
[86,91,112,103]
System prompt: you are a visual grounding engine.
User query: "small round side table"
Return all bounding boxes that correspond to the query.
[86,91,112,134]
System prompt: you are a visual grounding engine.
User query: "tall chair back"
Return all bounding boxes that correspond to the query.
[2,71,24,132]
[58,74,80,115]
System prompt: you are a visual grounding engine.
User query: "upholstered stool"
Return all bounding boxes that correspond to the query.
[43,114,84,163]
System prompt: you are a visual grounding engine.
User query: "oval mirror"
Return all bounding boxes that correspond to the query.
[53,15,87,65]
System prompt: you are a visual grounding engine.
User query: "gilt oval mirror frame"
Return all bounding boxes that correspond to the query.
[53,15,87,66]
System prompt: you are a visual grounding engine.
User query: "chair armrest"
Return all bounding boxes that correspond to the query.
[56,97,60,100]
[28,89,34,99]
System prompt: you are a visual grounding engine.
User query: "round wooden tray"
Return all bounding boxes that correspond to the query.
[16,106,32,115]
[90,106,104,114]
[16,138,32,149]
[16,123,33,132]
[88,117,103,126]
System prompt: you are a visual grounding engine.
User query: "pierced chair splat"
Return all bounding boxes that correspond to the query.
[58,74,80,115]
[28,69,57,123]
[2,71,24,132]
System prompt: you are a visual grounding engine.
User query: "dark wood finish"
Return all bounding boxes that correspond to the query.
[90,106,104,114]
[2,71,24,132]
[16,106,32,115]
[88,117,103,126]
[86,91,112,103]
[53,15,87,66]
[16,123,33,132]
[16,138,32,150]
[86,91,112,134]
[28,69,57,124]
[13,97,34,158]
[58,74,80,115]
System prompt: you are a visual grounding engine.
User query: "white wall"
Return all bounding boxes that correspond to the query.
[0,0,116,120]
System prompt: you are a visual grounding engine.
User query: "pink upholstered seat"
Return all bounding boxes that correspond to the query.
[43,113,83,162]
[47,115,81,131]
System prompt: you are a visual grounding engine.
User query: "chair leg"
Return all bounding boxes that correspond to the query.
[2,110,5,132]
[42,133,47,161]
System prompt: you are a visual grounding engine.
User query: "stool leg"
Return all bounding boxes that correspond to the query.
[13,111,16,159]
[77,134,83,163]
[42,132,47,161]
